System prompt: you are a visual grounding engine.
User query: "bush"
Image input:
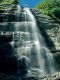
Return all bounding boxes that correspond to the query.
[0,0,18,5]
[52,8,60,19]
[35,0,60,18]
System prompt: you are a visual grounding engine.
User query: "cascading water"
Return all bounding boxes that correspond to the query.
[22,7,56,77]
[0,5,55,78]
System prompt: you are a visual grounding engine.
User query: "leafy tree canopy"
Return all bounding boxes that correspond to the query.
[35,0,60,19]
[36,0,60,10]
[0,0,18,4]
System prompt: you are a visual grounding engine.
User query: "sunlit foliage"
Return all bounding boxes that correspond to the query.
[35,0,60,19]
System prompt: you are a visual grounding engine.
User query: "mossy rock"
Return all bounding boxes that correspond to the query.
[0,0,18,12]
[0,0,18,5]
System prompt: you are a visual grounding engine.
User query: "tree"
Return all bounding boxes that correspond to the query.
[13,0,19,4]
[35,0,60,17]
[0,0,18,4]
[36,0,60,10]
[0,0,2,3]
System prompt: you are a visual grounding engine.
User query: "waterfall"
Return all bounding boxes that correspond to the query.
[22,7,56,77]
[0,5,55,77]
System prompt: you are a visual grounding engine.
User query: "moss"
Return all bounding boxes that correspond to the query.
[0,0,19,5]
[0,0,14,4]
[0,0,19,12]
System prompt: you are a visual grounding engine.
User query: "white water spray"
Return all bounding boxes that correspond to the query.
[20,7,55,77]
[0,5,56,77]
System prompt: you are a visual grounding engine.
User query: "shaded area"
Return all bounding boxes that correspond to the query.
[0,42,17,74]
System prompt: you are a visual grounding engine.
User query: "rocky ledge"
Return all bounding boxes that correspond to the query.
[0,72,60,80]
[41,72,60,80]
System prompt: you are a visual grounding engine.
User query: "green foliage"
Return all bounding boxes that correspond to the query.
[52,8,60,19]
[45,0,60,9]
[36,0,60,18]
[36,0,60,10]
[0,0,19,11]
[36,2,45,9]
[0,0,18,4]
[0,0,2,3]
[12,0,19,4]
[0,0,14,4]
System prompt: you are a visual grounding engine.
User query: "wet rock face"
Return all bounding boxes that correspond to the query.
[0,5,28,75]
[32,10,60,51]
[0,42,17,74]
[0,42,28,75]
[41,72,60,80]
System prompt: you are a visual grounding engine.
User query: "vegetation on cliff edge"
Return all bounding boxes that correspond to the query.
[0,0,18,4]
[0,0,19,11]
[35,0,60,19]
